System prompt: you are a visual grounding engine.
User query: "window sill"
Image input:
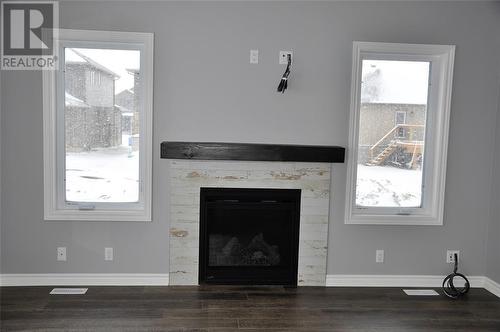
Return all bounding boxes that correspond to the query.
[44,209,151,222]
[345,213,443,226]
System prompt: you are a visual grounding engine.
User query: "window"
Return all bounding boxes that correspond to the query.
[345,42,455,225]
[395,111,407,138]
[43,29,154,221]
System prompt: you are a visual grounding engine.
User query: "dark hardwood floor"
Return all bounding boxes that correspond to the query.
[1,286,500,331]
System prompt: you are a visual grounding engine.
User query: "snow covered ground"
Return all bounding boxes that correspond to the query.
[356,164,422,207]
[65,146,139,203]
[64,148,419,207]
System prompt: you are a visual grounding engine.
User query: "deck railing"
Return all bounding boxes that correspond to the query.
[369,124,425,160]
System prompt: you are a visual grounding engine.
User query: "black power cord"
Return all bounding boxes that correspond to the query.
[277,54,291,93]
[442,253,470,299]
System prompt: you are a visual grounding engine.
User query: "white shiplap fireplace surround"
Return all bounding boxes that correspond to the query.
[169,160,331,286]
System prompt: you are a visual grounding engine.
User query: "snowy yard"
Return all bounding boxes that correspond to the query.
[65,146,139,203]
[356,165,422,207]
[64,149,420,207]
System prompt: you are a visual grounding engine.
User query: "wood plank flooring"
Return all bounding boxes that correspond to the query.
[1,286,500,331]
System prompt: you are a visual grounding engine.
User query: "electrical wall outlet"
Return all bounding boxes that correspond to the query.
[250,49,259,64]
[376,249,384,263]
[446,250,460,263]
[105,247,113,261]
[57,247,66,261]
[279,51,292,64]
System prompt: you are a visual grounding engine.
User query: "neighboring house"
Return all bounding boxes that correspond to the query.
[65,92,91,149]
[358,103,426,166]
[65,49,122,151]
[357,62,428,167]
[126,68,141,136]
[114,68,141,151]
[115,88,135,110]
[115,88,134,135]
[115,69,141,150]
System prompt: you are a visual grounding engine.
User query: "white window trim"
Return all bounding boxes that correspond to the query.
[345,42,455,225]
[43,29,154,221]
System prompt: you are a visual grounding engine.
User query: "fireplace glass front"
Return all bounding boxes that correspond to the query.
[199,188,301,286]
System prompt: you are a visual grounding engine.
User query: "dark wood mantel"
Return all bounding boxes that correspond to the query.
[160,142,345,163]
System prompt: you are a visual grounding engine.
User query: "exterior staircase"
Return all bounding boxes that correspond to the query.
[367,141,398,166]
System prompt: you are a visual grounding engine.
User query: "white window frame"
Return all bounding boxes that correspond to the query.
[43,29,154,221]
[345,42,455,225]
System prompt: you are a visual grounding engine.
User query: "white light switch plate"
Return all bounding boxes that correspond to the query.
[376,249,384,263]
[250,49,258,64]
[105,247,113,261]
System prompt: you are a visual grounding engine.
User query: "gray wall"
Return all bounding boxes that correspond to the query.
[487,77,500,284]
[0,61,2,273]
[2,1,500,277]
[486,4,500,285]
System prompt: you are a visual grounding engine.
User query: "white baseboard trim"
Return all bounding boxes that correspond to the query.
[484,277,500,298]
[0,274,169,287]
[326,274,486,289]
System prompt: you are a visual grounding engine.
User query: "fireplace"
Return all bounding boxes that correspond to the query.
[168,160,331,286]
[198,187,301,286]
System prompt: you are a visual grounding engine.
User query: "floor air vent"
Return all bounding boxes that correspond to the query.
[403,289,439,296]
[50,288,88,295]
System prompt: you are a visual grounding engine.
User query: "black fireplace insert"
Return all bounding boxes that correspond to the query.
[199,187,301,286]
